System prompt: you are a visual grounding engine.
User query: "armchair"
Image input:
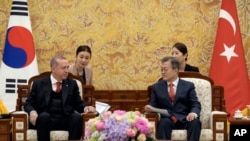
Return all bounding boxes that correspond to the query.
[148,72,228,141]
[11,71,96,141]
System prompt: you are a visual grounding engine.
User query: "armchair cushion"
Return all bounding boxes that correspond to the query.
[26,130,69,141]
[171,129,213,141]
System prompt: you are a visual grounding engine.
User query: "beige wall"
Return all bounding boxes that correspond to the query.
[0,0,250,90]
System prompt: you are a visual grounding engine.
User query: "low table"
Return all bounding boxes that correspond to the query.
[229,118,250,140]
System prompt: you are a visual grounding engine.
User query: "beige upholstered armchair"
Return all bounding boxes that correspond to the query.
[148,72,228,141]
[11,72,96,141]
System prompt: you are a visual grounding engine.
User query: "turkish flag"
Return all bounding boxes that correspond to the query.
[209,0,250,116]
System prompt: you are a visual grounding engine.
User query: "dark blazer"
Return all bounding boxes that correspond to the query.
[24,76,85,116]
[150,79,201,122]
[185,64,199,72]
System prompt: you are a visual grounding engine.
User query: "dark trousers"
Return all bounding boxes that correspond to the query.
[156,117,201,141]
[34,112,82,141]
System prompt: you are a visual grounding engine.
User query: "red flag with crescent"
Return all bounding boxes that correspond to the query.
[209,0,250,116]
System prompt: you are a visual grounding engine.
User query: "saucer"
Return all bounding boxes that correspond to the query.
[234,116,243,120]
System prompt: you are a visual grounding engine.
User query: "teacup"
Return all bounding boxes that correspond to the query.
[234,109,243,119]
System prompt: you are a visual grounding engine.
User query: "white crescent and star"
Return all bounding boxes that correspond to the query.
[218,9,238,62]
[220,44,238,62]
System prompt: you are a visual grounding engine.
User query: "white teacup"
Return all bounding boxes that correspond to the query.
[234,109,243,119]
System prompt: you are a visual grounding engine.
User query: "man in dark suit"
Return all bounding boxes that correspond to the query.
[145,56,201,141]
[24,55,96,141]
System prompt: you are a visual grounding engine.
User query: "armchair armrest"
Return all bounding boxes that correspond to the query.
[81,112,98,138]
[144,112,159,128]
[82,112,97,120]
[144,112,160,138]
[11,111,29,141]
[210,111,228,141]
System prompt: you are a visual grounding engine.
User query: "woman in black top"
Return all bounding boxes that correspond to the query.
[158,42,199,81]
[171,42,199,72]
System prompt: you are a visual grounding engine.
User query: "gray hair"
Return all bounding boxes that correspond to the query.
[50,55,67,67]
[161,56,180,70]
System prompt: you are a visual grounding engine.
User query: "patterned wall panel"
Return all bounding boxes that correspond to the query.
[0,0,249,90]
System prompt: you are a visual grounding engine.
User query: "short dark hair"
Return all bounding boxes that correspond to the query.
[161,56,180,70]
[172,42,188,61]
[76,45,92,58]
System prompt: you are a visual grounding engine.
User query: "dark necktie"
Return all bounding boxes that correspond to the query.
[56,82,61,93]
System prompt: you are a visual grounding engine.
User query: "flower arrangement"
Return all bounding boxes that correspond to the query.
[84,110,156,141]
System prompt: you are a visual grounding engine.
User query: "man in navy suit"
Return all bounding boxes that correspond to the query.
[24,55,96,141]
[145,56,201,141]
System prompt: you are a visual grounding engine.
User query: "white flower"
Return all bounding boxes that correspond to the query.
[98,133,107,141]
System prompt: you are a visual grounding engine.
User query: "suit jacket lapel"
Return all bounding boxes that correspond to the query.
[43,77,52,107]
[162,81,173,105]
[62,79,69,105]
[174,79,184,104]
